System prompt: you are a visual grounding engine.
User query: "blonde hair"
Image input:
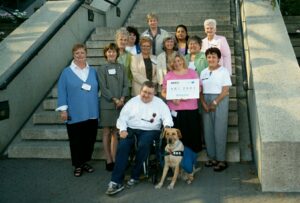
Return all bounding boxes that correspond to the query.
[115,27,129,43]
[146,12,158,22]
[204,19,217,29]
[139,36,152,46]
[170,53,187,70]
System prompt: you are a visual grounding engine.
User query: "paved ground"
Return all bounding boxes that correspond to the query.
[0,158,299,203]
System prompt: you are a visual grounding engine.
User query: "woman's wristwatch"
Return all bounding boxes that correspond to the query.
[213,100,218,106]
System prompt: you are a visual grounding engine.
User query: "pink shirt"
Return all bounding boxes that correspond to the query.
[163,69,199,111]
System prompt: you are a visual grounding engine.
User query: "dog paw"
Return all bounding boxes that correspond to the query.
[155,183,162,189]
[167,184,174,190]
[186,180,192,184]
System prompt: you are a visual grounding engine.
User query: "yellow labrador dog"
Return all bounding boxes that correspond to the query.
[155,128,184,190]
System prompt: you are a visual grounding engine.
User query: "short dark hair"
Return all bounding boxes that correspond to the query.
[187,35,202,47]
[126,26,140,45]
[141,81,155,90]
[72,43,87,54]
[103,43,120,60]
[205,47,221,59]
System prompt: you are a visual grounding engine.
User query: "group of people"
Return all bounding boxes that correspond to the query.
[56,12,232,196]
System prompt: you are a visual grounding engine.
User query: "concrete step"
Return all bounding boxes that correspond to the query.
[32,109,237,126]
[126,16,231,27]
[135,0,230,9]
[86,40,114,48]
[7,137,105,159]
[8,137,238,161]
[32,111,63,125]
[290,38,300,46]
[20,125,238,143]
[132,5,230,14]
[95,25,234,33]
[129,12,230,22]
[228,111,238,126]
[87,57,106,66]
[198,143,240,162]
[21,125,104,141]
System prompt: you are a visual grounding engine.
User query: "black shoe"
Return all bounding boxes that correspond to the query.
[213,162,228,172]
[204,160,218,167]
[106,162,115,172]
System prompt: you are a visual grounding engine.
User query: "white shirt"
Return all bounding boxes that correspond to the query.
[200,66,232,94]
[126,45,138,55]
[117,95,173,131]
[70,60,90,82]
[188,61,196,70]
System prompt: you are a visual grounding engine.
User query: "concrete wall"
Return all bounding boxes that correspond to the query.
[0,0,105,153]
[241,0,300,192]
[105,0,137,27]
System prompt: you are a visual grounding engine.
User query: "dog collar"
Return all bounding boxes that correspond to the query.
[164,150,184,157]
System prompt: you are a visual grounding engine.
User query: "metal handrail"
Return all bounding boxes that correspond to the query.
[236,0,248,91]
[0,0,85,90]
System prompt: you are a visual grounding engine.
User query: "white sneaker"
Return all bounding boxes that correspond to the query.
[127,178,139,187]
[105,181,124,195]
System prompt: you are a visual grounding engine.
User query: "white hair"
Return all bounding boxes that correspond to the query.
[204,19,217,29]
[115,27,129,42]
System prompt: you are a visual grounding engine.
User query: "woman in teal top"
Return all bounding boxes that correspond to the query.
[184,35,208,148]
[184,35,208,76]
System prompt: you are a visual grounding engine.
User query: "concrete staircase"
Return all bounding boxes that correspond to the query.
[8,0,251,162]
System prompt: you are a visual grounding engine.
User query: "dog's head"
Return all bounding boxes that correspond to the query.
[163,128,182,145]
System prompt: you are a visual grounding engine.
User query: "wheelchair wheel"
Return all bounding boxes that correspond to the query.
[151,173,157,184]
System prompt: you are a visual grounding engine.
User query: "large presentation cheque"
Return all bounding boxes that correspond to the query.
[166,79,199,100]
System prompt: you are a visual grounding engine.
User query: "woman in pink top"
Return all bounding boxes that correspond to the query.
[162,54,202,175]
[201,19,232,75]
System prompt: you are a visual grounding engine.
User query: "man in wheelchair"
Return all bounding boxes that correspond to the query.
[106,81,173,196]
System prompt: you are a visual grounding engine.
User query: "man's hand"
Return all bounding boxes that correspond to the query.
[119,130,128,139]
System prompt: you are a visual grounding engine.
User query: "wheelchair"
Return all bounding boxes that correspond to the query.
[127,132,163,185]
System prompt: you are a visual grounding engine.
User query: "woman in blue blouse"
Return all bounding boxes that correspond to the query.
[56,44,99,177]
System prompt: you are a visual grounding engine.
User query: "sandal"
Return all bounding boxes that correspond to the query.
[213,162,228,172]
[74,167,83,177]
[82,163,94,173]
[204,160,218,167]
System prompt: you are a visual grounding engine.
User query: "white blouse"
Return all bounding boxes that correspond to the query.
[200,66,232,94]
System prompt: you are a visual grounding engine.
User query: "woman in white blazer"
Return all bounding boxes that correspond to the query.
[131,36,158,96]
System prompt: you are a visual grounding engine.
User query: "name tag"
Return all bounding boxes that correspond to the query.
[82,83,91,91]
[108,69,116,75]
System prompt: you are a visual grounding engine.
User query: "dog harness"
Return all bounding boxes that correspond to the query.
[164,150,184,157]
